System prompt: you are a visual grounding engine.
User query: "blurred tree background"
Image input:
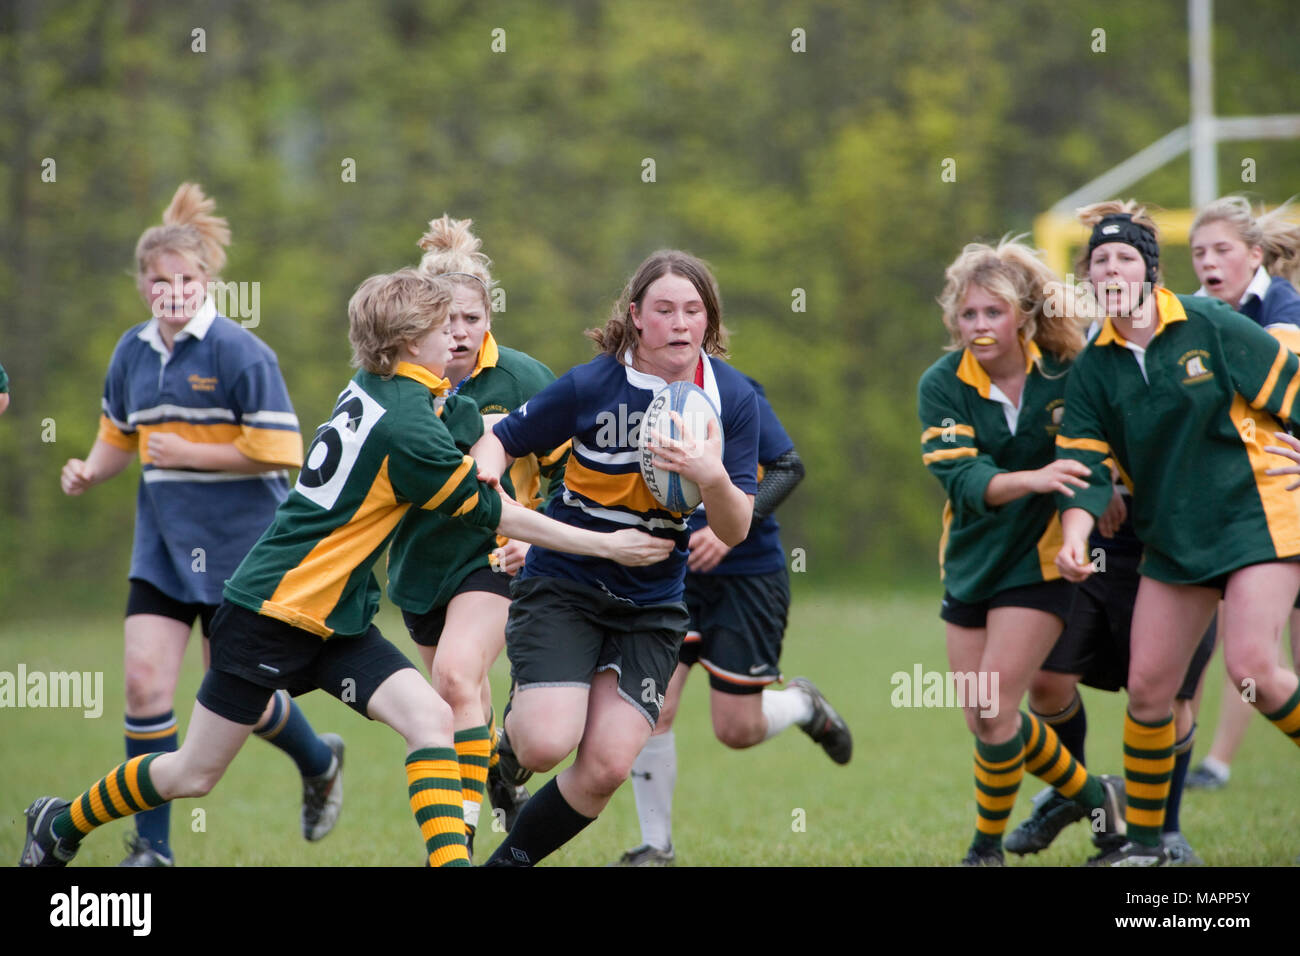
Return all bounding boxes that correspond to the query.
[1,0,1297,616]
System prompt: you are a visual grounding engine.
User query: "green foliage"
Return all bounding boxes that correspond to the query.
[1,0,1297,611]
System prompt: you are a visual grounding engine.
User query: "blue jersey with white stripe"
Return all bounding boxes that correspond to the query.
[689,376,793,576]
[494,352,759,605]
[97,305,302,604]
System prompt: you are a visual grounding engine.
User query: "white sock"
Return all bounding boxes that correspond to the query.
[1199,755,1230,781]
[762,685,814,741]
[630,731,676,850]
[463,800,481,829]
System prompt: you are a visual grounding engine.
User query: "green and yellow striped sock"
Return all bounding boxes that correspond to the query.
[972,735,1023,848]
[454,726,491,834]
[52,753,167,842]
[406,747,470,867]
[1021,710,1103,808]
[1263,684,1300,747]
[1123,710,1175,847]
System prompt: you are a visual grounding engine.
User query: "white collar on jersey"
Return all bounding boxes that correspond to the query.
[1192,265,1272,307]
[621,347,723,412]
[138,296,218,355]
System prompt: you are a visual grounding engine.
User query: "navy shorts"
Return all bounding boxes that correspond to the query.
[504,575,688,728]
[679,569,789,695]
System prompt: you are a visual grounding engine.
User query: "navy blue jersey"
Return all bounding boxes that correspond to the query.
[494,351,759,605]
[97,301,302,604]
[688,376,792,576]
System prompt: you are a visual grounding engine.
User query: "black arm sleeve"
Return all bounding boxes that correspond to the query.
[751,449,804,526]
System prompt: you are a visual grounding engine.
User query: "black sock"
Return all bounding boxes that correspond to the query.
[1035,691,1087,769]
[482,778,595,867]
[1163,725,1195,834]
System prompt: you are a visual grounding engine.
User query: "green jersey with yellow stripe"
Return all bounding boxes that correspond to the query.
[224,362,502,638]
[918,341,1069,603]
[386,334,570,615]
[1056,287,1300,584]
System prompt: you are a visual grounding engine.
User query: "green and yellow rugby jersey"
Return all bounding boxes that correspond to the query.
[387,333,570,614]
[224,361,502,638]
[918,340,1070,604]
[1056,287,1300,584]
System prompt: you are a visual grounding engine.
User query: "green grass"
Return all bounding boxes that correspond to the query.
[1,592,1296,866]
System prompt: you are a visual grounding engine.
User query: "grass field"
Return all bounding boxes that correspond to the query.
[1,589,1297,867]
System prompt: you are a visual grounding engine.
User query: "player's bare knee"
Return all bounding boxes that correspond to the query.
[512,734,570,772]
[712,715,763,749]
[1028,672,1076,713]
[577,752,634,798]
[431,658,480,711]
[124,670,169,714]
[972,710,1017,744]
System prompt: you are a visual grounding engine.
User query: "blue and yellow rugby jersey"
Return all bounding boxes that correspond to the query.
[224,362,502,638]
[918,340,1071,604]
[95,299,303,604]
[493,351,760,605]
[1056,288,1300,584]
[387,333,569,615]
[689,375,792,577]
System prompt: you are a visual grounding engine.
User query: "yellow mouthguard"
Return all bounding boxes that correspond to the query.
[972,336,996,346]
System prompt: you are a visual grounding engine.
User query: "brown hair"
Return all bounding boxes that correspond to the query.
[134,183,230,278]
[586,250,728,360]
[938,235,1084,364]
[1191,195,1300,285]
[348,269,453,377]
[416,214,494,313]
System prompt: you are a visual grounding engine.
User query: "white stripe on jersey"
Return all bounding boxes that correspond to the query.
[560,489,686,533]
[572,439,640,466]
[241,410,300,427]
[143,468,289,484]
[100,400,132,432]
[128,404,237,425]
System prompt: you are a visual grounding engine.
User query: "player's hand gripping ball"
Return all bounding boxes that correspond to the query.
[638,381,724,513]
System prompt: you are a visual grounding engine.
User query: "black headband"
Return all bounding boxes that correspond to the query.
[1087,213,1160,286]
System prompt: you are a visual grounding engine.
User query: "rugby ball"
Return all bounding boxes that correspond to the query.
[638,381,724,512]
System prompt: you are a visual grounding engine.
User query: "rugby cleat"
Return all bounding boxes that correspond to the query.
[119,832,173,867]
[609,843,675,867]
[1004,788,1087,855]
[301,733,344,841]
[486,761,530,832]
[960,844,1004,867]
[1086,840,1169,867]
[789,677,852,765]
[1185,762,1229,791]
[19,797,78,867]
[1161,831,1205,866]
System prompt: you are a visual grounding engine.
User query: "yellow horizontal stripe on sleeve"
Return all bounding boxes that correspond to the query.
[1252,340,1289,409]
[97,415,139,452]
[565,458,663,513]
[420,455,475,512]
[921,446,977,465]
[920,424,975,443]
[1055,435,1110,455]
[234,426,304,467]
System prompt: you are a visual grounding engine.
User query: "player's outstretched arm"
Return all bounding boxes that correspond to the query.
[61,439,135,495]
[984,458,1091,506]
[470,428,514,488]
[494,495,671,566]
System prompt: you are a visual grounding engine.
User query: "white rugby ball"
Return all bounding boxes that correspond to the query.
[638,381,724,512]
